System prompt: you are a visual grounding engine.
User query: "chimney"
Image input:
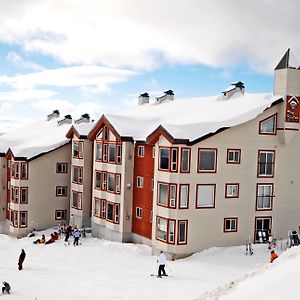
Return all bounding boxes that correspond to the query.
[156,90,174,104]
[47,110,60,121]
[138,93,150,105]
[57,114,72,126]
[75,113,91,124]
[222,81,245,100]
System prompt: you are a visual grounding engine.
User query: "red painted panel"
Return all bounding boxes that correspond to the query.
[132,144,154,239]
[286,96,300,123]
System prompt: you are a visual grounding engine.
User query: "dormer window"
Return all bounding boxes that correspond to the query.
[259,115,277,135]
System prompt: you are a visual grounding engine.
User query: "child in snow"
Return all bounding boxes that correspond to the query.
[2,281,11,294]
[28,228,37,238]
[33,234,45,244]
[45,234,56,245]
[18,249,26,270]
[270,250,278,263]
[157,251,168,278]
[73,229,81,246]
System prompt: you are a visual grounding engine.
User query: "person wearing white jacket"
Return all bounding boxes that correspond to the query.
[157,251,168,278]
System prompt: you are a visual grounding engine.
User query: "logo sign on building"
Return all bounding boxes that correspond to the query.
[286,96,300,123]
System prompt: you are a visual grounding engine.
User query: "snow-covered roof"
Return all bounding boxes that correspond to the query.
[110,93,283,142]
[71,122,96,137]
[0,118,72,160]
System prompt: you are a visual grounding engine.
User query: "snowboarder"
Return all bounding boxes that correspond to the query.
[18,249,26,270]
[157,251,168,278]
[73,229,81,246]
[33,234,45,244]
[270,250,278,263]
[2,281,11,294]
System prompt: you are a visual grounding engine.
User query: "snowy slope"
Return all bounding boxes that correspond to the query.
[0,229,287,300]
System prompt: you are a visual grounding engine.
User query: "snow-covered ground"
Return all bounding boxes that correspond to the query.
[0,229,292,299]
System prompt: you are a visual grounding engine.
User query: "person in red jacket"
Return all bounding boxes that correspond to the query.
[270,250,278,263]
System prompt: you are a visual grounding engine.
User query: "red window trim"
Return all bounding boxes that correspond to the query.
[20,162,28,180]
[94,197,101,218]
[19,210,28,228]
[157,181,177,209]
[259,113,277,135]
[226,149,241,164]
[56,162,68,173]
[158,146,179,173]
[255,183,274,211]
[254,216,272,243]
[72,166,83,185]
[223,217,238,232]
[73,141,84,159]
[20,187,28,204]
[156,216,176,244]
[177,220,188,245]
[225,183,240,198]
[197,148,217,173]
[179,184,190,209]
[257,149,275,178]
[15,162,20,179]
[72,190,82,210]
[10,210,18,228]
[95,171,121,194]
[180,147,191,173]
[195,184,216,209]
[56,186,68,197]
[95,141,122,165]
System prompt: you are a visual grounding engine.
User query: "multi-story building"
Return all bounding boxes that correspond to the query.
[1,49,300,260]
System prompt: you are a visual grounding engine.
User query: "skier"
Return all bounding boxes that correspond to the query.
[18,249,26,270]
[33,234,45,244]
[157,251,168,278]
[270,250,278,263]
[2,281,11,294]
[73,229,81,246]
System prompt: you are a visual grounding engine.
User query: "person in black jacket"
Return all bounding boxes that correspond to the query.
[18,249,26,270]
[2,281,11,294]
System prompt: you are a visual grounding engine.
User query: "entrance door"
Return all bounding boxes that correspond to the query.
[255,217,272,243]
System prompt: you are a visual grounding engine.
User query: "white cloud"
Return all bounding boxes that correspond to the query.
[0,0,299,73]
[0,66,137,90]
[6,51,45,71]
[0,89,57,102]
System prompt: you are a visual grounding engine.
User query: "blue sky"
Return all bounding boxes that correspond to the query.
[0,0,299,131]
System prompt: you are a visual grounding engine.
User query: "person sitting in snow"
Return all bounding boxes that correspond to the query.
[28,228,37,238]
[2,282,11,294]
[45,234,56,245]
[157,251,168,278]
[270,250,278,263]
[33,234,45,244]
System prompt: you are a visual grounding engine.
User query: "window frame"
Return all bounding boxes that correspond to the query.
[196,184,216,209]
[137,176,144,188]
[72,166,83,184]
[138,145,145,157]
[157,181,177,209]
[226,149,241,164]
[257,150,275,178]
[56,162,68,173]
[136,207,142,219]
[56,186,68,197]
[55,210,67,220]
[19,211,28,228]
[72,190,82,210]
[20,187,28,204]
[259,114,277,135]
[180,148,191,173]
[73,141,84,159]
[177,220,188,245]
[225,183,239,198]
[256,183,274,211]
[158,146,178,172]
[156,216,176,244]
[20,162,28,179]
[224,217,238,232]
[198,148,217,173]
[179,184,189,209]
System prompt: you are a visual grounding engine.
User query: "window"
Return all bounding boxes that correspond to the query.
[180,148,190,172]
[179,184,189,208]
[157,217,167,242]
[56,186,67,196]
[95,171,101,189]
[107,173,115,192]
[72,191,82,209]
[73,166,83,184]
[171,148,178,171]
[117,145,122,164]
[102,172,107,190]
[103,126,108,140]
[258,150,275,177]
[178,220,188,244]
[101,199,106,219]
[20,211,28,228]
[198,149,217,172]
[224,218,237,232]
[227,149,241,164]
[157,182,177,208]
[56,163,68,173]
[55,210,67,220]
[15,187,19,203]
[225,184,239,198]
[107,203,114,221]
[11,186,14,202]
[153,146,155,158]
[260,115,276,134]
[10,210,18,227]
[11,162,15,178]
[138,146,145,157]
[168,220,175,243]
[15,162,20,179]
[94,198,101,217]
[196,184,216,208]
[21,162,28,179]
[96,143,102,161]
[116,174,121,194]
[108,144,116,163]
[103,144,108,162]
[159,148,170,170]
[73,141,83,158]
[257,184,273,210]
[136,207,142,219]
[137,176,143,188]
[20,187,28,204]
[169,185,176,208]
[115,204,120,224]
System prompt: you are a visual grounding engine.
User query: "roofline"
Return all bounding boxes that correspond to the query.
[146,125,175,144]
[66,125,89,139]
